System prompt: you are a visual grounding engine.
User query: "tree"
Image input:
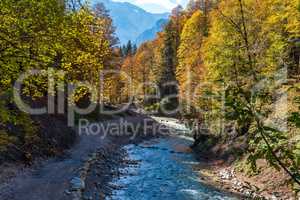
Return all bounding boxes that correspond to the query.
[126,40,133,56]
[133,44,138,55]
[158,22,180,113]
[177,11,205,108]
[93,3,118,47]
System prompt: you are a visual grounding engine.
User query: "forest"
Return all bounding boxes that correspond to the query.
[0,0,300,198]
[120,0,300,193]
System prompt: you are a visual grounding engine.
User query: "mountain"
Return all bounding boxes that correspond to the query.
[92,0,169,45]
[135,19,168,45]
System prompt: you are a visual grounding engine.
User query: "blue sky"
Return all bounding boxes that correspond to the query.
[112,0,189,13]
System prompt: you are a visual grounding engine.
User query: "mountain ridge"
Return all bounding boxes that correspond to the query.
[92,0,169,44]
[135,18,168,45]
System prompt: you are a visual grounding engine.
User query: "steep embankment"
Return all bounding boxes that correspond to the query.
[0,113,76,165]
[193,136,295,199]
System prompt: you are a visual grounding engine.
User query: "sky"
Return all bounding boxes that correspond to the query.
[112,0,189,13]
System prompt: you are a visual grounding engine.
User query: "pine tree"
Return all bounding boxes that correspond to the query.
[158,21,180,112]
[133,44,138,55]
[126,40,133,56]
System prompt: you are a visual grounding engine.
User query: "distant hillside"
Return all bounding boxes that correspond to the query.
[92,0,169,44]
[135,18,168,45]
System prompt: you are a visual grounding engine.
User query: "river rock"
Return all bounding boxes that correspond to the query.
[70,177,85,191]
[64,189,71,195]
[83,194,93,200]
[219,169,235,180]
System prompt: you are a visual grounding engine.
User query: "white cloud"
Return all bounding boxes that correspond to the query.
[112,0,189,13]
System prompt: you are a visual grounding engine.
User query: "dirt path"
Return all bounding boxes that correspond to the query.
[0,132,110,200]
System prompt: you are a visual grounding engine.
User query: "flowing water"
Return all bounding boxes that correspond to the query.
[108,135,238,200]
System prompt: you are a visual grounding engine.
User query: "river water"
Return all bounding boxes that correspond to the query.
[108,135,238,200]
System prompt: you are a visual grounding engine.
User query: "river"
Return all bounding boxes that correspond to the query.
[108,134,238,200]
